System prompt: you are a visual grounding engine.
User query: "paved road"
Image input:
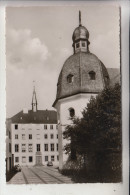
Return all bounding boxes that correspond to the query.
[7,166,73,184]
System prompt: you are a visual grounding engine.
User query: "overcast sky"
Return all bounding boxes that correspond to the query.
[6,5,120,118]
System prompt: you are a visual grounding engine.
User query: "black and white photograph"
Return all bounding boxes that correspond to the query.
[0,1,128,194]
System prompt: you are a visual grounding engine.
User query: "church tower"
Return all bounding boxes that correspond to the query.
[32,84,38,112]
[53,11,110,169]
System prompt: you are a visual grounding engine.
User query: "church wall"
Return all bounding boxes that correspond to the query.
[56,93,97,169]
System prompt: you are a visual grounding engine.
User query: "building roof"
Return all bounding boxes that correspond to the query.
[72,25,89,41]
[53,12,120,107]
[107,68,120,86]
[53,52,110,106]
[10,110,57,124]
[72,11,89,42]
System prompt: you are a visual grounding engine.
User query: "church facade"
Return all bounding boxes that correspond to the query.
[53,11,120,169]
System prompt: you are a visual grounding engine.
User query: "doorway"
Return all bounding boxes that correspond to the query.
[36,156,42,165]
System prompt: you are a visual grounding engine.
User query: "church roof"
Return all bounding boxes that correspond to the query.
[10,110,57,124]
[72,11,89,42]
[53,52,110,106]
[53,12,120,107]
[72,25,89,41]
[107,68,120,86]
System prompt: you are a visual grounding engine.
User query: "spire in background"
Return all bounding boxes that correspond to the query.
[32,81,38,112]
[79,10,82,26]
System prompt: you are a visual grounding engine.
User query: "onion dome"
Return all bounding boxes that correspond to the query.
[72,11,90,54]
[72,25,89,42]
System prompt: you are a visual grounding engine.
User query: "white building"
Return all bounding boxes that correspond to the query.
[53,11,120,169]
[9,87,59,167]
[6,118,13,171]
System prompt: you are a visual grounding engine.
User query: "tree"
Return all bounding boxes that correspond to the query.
[63,84,121,180]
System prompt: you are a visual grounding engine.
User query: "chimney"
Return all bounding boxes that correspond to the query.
[23,108,28,114]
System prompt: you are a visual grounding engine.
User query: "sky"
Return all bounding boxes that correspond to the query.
[6,5,120,118]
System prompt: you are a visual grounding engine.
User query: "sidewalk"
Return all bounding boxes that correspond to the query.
[7,171,26,184]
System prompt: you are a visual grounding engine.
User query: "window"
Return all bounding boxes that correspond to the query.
[37,144,40,152]
[37,134,40,139]
[44,144,48,151]
[50,125,53,129]
[67,74,74,83]
[9,143,11,153]
[57,134,58,139]
[69,108,75,117]
[89,71,96,80]
[15,134,18,139]
[15,124,18,130]
[44,134,48,139]
[51,144,54,151]
[22,144,26,152]
[28,144,33,152]
[56,125,58,129]
[29,156,33,162]
[76,42,80,48]
[22,134,25,140]
[44,125,47,130]
[15,144,19,152]
[50,134,54,139]
[15,157,19,163]
[22,156,26,163]
[82,42,86,47]
[45,156,48,162]
[51,156,54,161]
[57,155,59,161]
[57,144,58,151]
[29,134,32,139]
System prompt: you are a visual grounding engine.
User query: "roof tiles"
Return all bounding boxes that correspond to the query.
[11,110,57,124]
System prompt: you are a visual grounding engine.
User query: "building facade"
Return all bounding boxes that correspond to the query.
[53,11,120,169]
[6,118,13,171]
[7,88,59,167]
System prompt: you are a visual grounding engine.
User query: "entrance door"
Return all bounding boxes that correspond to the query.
[36,156,42,165]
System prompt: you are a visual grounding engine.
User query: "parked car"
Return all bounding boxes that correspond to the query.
[14,164,21,172]
[47,161,53,166]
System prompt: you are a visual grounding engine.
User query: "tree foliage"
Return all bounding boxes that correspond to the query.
[63,84,121,176]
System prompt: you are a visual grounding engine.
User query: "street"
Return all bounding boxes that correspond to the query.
[7,166,73,184]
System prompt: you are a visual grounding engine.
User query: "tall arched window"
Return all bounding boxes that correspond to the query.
[69,108,75,117]
[67,74,74,83]
[89,71,96,80]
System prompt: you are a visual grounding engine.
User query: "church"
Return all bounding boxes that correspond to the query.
[53,11,120,169]
[6,11,120,171]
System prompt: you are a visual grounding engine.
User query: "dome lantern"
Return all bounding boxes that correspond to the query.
[72,11,90,54]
